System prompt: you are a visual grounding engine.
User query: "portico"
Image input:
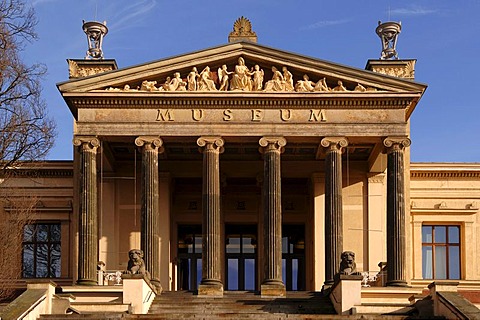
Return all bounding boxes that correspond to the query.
[60,29,426,296]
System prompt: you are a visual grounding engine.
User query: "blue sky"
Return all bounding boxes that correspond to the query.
[24,0,480,162]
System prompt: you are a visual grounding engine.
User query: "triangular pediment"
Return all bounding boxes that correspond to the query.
[58,41,426,94]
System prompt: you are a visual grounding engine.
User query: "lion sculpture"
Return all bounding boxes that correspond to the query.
[123,249,151,280]
[339,251,361,275]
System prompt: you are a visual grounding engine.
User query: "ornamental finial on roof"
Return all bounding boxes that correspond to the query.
[228,16,257,43]
[82,20,108,59]
[376,21,401,60]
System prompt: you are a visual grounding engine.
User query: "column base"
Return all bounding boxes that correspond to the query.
[76,279,98,286]
[198,282,223,297]
[261,281,286,298]
[386,280,409,287]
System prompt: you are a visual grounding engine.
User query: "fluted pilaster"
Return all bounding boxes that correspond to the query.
[384,137,410,287]
[135,136,163,289]
[197,136,224,296]
[321,137,348,286]
[73,136,100,285]
[259,137,286,297]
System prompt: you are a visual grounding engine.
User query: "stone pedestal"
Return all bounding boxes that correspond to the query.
[259,137,286,297]
[321,137,348,287]
[330,274,363,315]
[73,137,100,285]
[383,137,410,287]
[197,137,224,297]
[135,136,164,290]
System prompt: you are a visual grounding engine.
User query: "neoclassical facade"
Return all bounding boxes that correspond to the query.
[3,21,480,304]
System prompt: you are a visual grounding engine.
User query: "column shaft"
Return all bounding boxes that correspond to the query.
[73,137,100,285]
[259,137,286,297]
[384,137,410,287]
[135,136,163,289]
[321,137,348,286]
[197,136,224,296]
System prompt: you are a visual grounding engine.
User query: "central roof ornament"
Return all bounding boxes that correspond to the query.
[376,21,401,60]
[228,16,257,43]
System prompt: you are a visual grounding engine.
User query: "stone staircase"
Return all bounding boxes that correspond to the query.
[38,290,414,319]
[145,290,336,319]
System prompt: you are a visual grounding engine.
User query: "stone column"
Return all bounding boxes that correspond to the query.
[383,136,411,287]
[259,137,286,297]
[73,136,100,285]
[197,136,224,296]
[321,137,348,287]
[135,136,163,290]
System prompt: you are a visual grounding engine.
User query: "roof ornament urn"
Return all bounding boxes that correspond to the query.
[376,21,401,60]
[82,20,108,60]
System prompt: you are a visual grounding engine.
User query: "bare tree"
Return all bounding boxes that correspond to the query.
[0,0,56,174]
[0,0,56,301]
[0,190,36,301]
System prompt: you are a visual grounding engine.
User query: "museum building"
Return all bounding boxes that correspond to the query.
[2,18,480,317]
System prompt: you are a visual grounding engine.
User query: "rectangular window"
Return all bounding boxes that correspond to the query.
[422,225,460,280]
[22,223,61,278]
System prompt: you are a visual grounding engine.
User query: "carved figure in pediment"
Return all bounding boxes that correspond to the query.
[230,57,253,91]
[314,78,330,92]
[295,74,315,92]
[354,83,367,92]
[163,72,186,91]
[264,66,285,92]
[187,67,199,91]
[160,77,171,91]
[198,66,217,91]
[282,67,294,91]
[218,65,233,91]
[251,65,264,91]
[141,80,159,91]
[332,80,348,92]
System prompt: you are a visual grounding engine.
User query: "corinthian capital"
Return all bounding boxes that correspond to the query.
[197,136,224,153]
[259,136,287,153]
[135,136,164,152]
[320,137,348,152]
[383,136,411,152]
[73,136,100,152]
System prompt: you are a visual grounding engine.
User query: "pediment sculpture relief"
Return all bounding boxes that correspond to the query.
[105,58,378,93]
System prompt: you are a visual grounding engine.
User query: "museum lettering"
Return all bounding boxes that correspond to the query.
[155,108,327,122]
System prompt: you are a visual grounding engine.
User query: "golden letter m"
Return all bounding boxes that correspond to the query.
[309,109,326,122]
[156,109,175,121]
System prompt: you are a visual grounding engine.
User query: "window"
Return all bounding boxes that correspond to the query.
[422,225,460,279]
[22,223,61,278]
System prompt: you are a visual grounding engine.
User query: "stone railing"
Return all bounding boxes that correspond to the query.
[361,271,386,287]
[97,270,123,286]
[0,281,56,320]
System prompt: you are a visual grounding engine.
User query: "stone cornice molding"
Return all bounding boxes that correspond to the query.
[73,136,100,152]
[410,163,480,178]
[197,136,225,154]
[66,93,417,110]
[383,136,411,152]
[320,137,348,152]
[135,136,164,153]
[411,171,480,178]
[259,136,287,154]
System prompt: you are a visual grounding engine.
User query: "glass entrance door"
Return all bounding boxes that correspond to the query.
[282,224,306,291]
[177,225,202,291]
[225,224,257,291]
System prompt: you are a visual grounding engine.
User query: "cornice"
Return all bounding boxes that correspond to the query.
[411,172,480,178]
[64,92,419,110]
[1,161,74,178]
[410,163,480,178]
